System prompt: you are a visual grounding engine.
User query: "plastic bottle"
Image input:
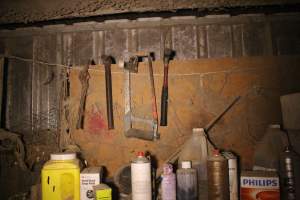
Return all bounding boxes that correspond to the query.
[161,163,176,200]
[178,128,208,200]
[222,151,238,200]
[177,161,198,200]
[131,152,152,200]
[281,146,296,200]
[41,153,80,200]
[254,124,287,171]
[207,149,229,200]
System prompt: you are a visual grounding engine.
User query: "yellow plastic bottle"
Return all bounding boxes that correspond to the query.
[42,153,80,200]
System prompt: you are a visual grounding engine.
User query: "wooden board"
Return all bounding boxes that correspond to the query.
[67,56,300,176]
[0,56,3,124]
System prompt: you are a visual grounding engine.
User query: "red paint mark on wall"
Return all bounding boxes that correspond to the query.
[88,109,107,134]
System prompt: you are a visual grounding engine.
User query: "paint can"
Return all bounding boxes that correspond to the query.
[222,151,238,200]
[207,149,229,200]
[177,161,198,200]
[161,163,176,200]
[131,152,152,200]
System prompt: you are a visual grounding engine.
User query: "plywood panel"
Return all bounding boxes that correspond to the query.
[67,56,300,176]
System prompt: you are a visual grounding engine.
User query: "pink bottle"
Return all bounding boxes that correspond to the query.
[161,163,176,200]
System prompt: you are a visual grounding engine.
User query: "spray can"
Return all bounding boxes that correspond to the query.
[207,149,229,200]
[161,163,176,200]
[177,161,198,200]
[222,151,238,200]
[281,146,296,200]
[131,152,152,200]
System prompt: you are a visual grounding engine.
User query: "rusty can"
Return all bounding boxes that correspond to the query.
[207,149,229,200]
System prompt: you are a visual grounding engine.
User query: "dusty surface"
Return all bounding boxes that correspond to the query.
[0,0,300,24]
[67,56,300,176]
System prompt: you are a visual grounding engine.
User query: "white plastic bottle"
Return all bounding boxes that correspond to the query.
[222,151,238,200]
[161,163,176,200]
[131,152,152,200]
[178,128,208,200]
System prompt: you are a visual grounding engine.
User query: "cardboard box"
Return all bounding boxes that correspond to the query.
[93,184,112,200]
[240,171,280,200]
[81,167,103,200]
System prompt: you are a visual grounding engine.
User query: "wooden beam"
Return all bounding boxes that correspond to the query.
[0,56,3,125]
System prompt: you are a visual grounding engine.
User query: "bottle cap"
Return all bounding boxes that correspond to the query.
[50,153,76,161]
[285,146,291,152]
[213,149,220,156]
[181,161,192,169]
[137,152,144,157]
[268,124,281,129]
[163,164,173,174]
[193,128,205,132]
[193,128,205,135]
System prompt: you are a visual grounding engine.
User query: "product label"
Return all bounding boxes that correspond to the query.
[80,174,100,200]
[240,176,279,200]
[241,177,279,189]
[95,188,112,200]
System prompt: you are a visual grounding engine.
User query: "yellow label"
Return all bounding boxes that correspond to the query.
[96,188,112,200]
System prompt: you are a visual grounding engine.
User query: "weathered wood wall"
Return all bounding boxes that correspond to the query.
[0,57,3,124]
[0,14,300,177]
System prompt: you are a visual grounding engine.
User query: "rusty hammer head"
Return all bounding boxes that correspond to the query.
[164,48,173,64]
[101,55,113,67]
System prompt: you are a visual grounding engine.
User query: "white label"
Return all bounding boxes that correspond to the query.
[241,176,279,189]
[228,159,238,200]
[80,174,100,200]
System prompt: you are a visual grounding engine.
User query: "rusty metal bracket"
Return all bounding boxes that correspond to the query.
[124,55,139,73]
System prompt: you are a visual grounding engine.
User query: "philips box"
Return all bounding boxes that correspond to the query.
[80,167,103,200]
[240,171,280,200]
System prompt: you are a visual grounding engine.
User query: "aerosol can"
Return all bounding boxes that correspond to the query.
[131,152,152,200]
[281,146,296,200]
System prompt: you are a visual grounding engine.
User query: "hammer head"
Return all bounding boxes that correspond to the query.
[164,48,173,63]
[101,55,113,66]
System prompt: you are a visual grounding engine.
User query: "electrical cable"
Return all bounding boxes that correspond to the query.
[1,55,268,77]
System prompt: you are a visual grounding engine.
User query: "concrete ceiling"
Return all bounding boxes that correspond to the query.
[0,0,299,25]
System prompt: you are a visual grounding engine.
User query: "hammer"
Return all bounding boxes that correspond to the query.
[160,49,173,126]
[101,55,114,130]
